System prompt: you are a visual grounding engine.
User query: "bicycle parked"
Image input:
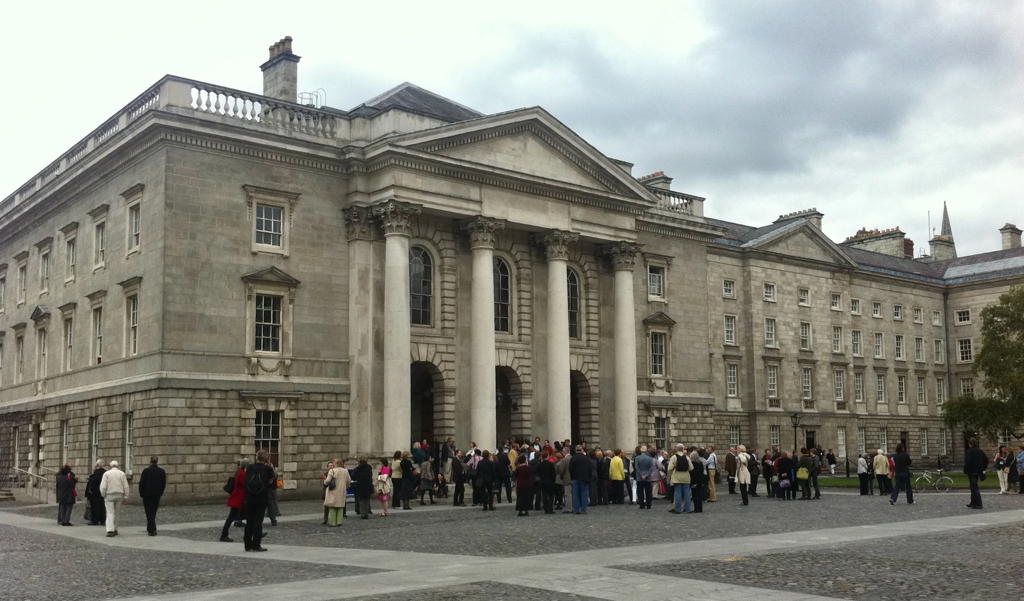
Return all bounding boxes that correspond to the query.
[913,468,953,492]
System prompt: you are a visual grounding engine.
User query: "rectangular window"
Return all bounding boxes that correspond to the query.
[15,335,24,383]
[766,364,778,400]
[36,328,47,379]
[764,318,777,347]
[726,363,739,397]
[255,410,281,466]
[939,429,948,456]
[647,265,665,298]
[854,372,864,402]
[93,222,105,267]
[897,375,907,404]
[763,282,776,302]
[934,339,945,364]
[857,427,867,454]
[917,377,926,404]
[833,369,845,401]
[39,250,50,293]
[89,416,98,466]
[728,425,740,446]
[876,374,886,403]
[874,333,884,358]
[936,378,945,405]
[960,377,974,397]
[801,367,813,400]
[722,279,735,298]
[799,322,811,350]
[880,428,889,452]
[125,295,139,357]
[769,425,781,448]
[60,420,69,466]
[654,417,668,451]
[932,310,942,326]
[65,238,76,282]
[955,309,971,325]
[798,288,810,305]
[723,315,736,344]
[17,264,26,303]
[851,330,862,356]
[912,307,923,323]
[122,411,134,476]
[914,337,924,362]
[255,203,284,247]
[895,335,905,360]
[920,429,929,456]
[62,318,73,372]
[957,338,973,363]
[837,426,847,457]
[830,293,841,310]
[832,326,843,353]
[649,332,667,376]
[127,202,141,252]
[254,294,282,353]
[850,298,861,314]
[893,304,903,320]
[872,301,882,318]
[92,307,103,364]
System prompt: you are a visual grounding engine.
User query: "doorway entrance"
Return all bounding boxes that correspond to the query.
[569,371,590,445]
[495,366,521,446]
[804,430,817,450]
[410,361,442,445]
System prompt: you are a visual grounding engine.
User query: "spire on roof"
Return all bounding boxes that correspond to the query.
[940,201,953,239]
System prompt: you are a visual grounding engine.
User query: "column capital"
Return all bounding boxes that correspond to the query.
[539,230,579,261]
[604,241,643,271]
[342,205,374,241]
[372,200,421,236]
[463,217,506,250]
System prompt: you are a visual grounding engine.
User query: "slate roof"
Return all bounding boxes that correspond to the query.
[350,82,485,123]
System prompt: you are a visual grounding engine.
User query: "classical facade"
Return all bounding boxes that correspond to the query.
[1,39,1021,499]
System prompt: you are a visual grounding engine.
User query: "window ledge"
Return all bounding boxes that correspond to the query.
[647,296,667,304]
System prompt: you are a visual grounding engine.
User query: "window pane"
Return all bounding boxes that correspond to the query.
[409,247,433,326]
[567,270,580,339]
[255,294,283,352]
[255,204,283,247]
[493,258,510,332]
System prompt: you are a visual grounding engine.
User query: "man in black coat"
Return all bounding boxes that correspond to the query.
[451,451,466,506]
[964,439,989,509]
[243,450,276,551]
[537,451,557,514]
[138,456,167,536]
[569,446,592,514]
[85,460,107,525]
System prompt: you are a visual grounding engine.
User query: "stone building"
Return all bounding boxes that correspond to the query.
[1,39,1021,500]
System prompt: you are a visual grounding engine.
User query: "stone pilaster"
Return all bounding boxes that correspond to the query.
[464,217,505,450]
[542,230,578,442]
[607,241,641,449]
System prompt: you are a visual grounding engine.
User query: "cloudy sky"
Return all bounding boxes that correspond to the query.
[4,1,1021,255]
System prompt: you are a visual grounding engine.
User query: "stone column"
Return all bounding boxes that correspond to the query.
[465,217,505,450]
[343,206,376,455]
[543,230,579,442]
[608,242,641,450]
[372,200,420,454]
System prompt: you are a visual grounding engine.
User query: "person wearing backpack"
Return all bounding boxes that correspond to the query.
[243,449,276,551]
[668,444,693,514]
[219,458,247,542]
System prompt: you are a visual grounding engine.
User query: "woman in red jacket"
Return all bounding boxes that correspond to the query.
[219,458,248,542]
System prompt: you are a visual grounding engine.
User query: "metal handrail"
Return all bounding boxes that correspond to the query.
[11,467,48,482]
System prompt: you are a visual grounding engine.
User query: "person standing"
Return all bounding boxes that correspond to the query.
[55,462,77,526]
[705,446,718,502]
[220,459,247,542]
[513,456,533,516]
[857,454,872,495]
[84,460,106,526]
[872,449,891,494]
[1017,445,1024,494]
[389,451,403,509]
[888,444,914,505]
[725,446,738,495]
[243,449,276,550]
[964,439,988,509]
[634,446,654,510]
[538,450,557,514]
[668,444,693,513]
[450,451,465,506]
[797,448,815,500]
[441,438,455,485]
[418,457,436,505]
[375,458,393,516]
[608,449,625,504]
[826,449,837,475]
[736,445,751,506]
[399,451,417,510]
[353,457,374,519]
[994,446,1010,495]
[569,445,591,514]
[689,448,705,513]
[476,450,496,511]
[555,449,572,512]
[323,458,350,526]
[266,463,281,527]
[747,447,760,497]
[99,460,129,537]
[138,456,166,536]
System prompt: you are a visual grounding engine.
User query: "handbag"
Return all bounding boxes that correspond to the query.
[796,467,809,481]
[327,475,337,491]
[223,477,235,494]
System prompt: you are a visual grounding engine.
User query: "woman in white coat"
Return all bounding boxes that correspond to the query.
[323,458,351,527]
[736,445,752,506]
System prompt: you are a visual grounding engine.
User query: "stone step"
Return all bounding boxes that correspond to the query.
[0,490,15,501]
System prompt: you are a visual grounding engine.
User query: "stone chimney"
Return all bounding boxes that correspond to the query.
[774,208,824,230]
[840,227,907,257]
[638,171,672,190]
[260,36,300,103]
[1000,223,1022,250]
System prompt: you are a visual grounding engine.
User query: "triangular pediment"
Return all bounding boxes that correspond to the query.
[241,266,301,286]
[30,305,51,322]
[390,109,657,201]
[744,221,857,267]
[643,311,677,328]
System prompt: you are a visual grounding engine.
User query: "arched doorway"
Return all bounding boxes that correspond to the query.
[495,366,521,445]
[410,361,442,445]
[569,370,590,445]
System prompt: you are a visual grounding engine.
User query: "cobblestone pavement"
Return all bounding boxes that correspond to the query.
[631,522,1024,601]
[7,497,329,527]
[344,582,605,601]
[169,490,1021,557]
[0,523,374,601]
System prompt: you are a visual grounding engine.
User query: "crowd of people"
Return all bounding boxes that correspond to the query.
[52,456,165,536]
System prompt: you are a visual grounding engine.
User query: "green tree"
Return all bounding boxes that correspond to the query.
[943,285,1024,440]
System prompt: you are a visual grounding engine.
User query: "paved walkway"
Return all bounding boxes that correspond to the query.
[2,503,1021,601]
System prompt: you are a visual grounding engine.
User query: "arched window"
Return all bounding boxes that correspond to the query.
[493,257,511,332]
[567,269,581,339]
[409,246,432,326]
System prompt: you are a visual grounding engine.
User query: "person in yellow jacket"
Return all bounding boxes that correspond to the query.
[872,449,892,494]
[608,449,626,504]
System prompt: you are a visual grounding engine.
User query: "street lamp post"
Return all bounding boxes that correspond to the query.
[790,412,802,454]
